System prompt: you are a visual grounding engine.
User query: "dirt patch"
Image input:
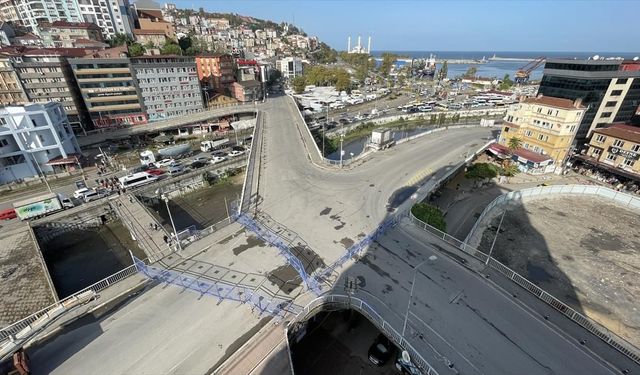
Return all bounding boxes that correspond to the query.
[232,235,267,256]
[477,196,640,347]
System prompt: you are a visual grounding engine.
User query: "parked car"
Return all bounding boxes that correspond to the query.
[83,188,108,203]
[73,187,91,199]
[156,158,176,168]
[228,150,244,158]
[190,160,207,169]
[192,155,210,164]
[147,168,165,176]
[210,155,227,164]
[368,334,395,366]
[167,164,185,176]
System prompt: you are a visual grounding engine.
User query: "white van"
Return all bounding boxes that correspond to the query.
[119,172,158,189]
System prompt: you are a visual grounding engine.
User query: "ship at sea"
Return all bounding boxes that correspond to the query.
[411,53,437,79]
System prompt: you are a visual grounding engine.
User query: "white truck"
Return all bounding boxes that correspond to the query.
[13,192,74,220]
[200,138,230,152]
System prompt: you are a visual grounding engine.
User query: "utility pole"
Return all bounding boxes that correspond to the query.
[30,152,52,193]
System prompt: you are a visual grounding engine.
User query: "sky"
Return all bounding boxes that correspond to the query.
[172,0,639,53]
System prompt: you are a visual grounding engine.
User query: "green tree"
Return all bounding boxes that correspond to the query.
[437,61,448,80]
[292,76,306,93]
[144,41,156,50]
[160,42,182,55]
[464,66,478,77]
[380,52,397,77]
[128,43,145,57]
[508,137,522,152]
[500,164,519,177]
[109,33,133,47]
[411,203,447,232]
[465,163,499,180]
[498,74,514,90]
[178,35,193,51]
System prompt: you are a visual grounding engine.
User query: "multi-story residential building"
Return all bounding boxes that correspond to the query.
[230,80,262,102]
[6,47,89,132]
[69,47,146,128]
[78,0,134,40]
[134,6,175,40]
[0,21,16,45]
[275,57,302,79]
[538,58,640,141]
[0,0,20,24]
[133,28,165,47]
[495,95,586,173]
[208,18,229,30]
[13,0,83,34]
[131,55,203,121]
[39,20,103,47]
[0,102,80,184]
[195,53,234,93]
[0,53,26,105]
[577,123,640,181]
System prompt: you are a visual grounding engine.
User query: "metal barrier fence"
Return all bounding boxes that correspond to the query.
[406,212,640,365]
[0,262,141,347]
[288,294,439,375]
[239,111,262,213]
[464,184,640,246]
[132,255,301,319]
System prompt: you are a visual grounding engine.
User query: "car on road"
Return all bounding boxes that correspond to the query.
[227,150,244,158]
[192,155,210,164]
[73,187,91,199]
[167,164,185,176]
[0,208,17,220]
[83,188,108,203]
[368,334,395,366]
[395,352,420,374]
[210,155,227,164]
[189,160,207,169]
[156,158,176,168]
[146,168,164,176]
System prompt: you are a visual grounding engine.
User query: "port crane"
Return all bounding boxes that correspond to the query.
[515,56,546,83]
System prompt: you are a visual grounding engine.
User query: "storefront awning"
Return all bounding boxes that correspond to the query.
[574,154,640,182]
[487,143,509,159]
[46,154,80,166]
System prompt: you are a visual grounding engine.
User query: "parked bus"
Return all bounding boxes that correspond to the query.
[119,172,158,189]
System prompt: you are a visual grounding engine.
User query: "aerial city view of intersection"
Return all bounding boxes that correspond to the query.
[0,0,639,374]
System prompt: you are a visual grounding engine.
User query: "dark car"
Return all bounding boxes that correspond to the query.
[190,160,207,169]
[232,146,245,152]
[368,334,395,366]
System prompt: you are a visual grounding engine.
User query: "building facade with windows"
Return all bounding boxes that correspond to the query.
[39,21,103,47]
[579,124,640,181]
[275,56,302,79]
[538,58,640,141]
[0,102,80,184]
[0,54,27,105]
[78,0,134,40]
[195,53,234,93]
[230,79,262,102]
[497,95,585,173]
[70,52,147,128]
[13,0,84,34]
[131,55,204,121]
[6,48,90,132]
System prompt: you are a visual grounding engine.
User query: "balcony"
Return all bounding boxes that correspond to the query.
[88,103,141,112]
[77,77,133,84]
[74,68,130,75]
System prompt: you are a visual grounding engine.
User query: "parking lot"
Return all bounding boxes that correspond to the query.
[290,311,402,375]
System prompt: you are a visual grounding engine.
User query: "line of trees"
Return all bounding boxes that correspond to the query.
[292,65,352,93]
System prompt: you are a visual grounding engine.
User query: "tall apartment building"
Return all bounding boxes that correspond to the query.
[0,0,20,24]
[495,95,586,173]
[13,0,83,34]
[39,21,103,47]
[579,123,640,181]
[0,54,27,105]
[0,102,80,184]
[195,53,234,93]
[275,57,303,79]
[131,55,203,121]
[70,48,146,128]
[538,58,640,141]
[78,0,133,40]
[7,48,89,132]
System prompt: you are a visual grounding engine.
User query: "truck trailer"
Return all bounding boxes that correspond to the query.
[13,193,74,220]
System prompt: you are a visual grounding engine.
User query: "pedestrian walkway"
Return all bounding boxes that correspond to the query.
[110,195,172,262]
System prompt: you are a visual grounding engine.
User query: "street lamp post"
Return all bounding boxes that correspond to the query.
[402,255,437,337]
[161,194,182,252]
[28,151,52,193]
[339,132,344,168]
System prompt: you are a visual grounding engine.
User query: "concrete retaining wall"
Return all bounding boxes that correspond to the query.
[32,202,117,244]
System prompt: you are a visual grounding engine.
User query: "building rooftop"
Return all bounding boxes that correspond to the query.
[134,28,166,35]
[0,46,93,57]
[592,123,640,144]
[523,94,585,110]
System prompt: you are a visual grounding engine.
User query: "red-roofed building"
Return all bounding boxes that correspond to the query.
[577,123,640,181]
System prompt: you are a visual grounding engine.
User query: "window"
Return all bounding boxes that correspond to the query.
[570,125,576,132]
[605,101,617,107]
[606,153,617,161]
[632,144,640,153]
[601,112,612,118]
[525,130,533,137]
[524,143,529,149]
[613,139,625,147]
[595,135,606,143]
[617,78,628,85]
[0,138,8,146]
[623,158,635,167]
[611,90,623,96]
[538,134,549,142]
[591,148,602,157]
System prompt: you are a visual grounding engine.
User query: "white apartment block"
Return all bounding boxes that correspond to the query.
[0,102,80,184]
[78,0,133,39]
[13,0,83,34]
[276,57,303,79]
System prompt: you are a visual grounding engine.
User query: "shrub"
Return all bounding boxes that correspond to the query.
[465,163,499,180]
[411,203,446,232]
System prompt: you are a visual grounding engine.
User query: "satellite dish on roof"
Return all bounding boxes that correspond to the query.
[593,55,600,60]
